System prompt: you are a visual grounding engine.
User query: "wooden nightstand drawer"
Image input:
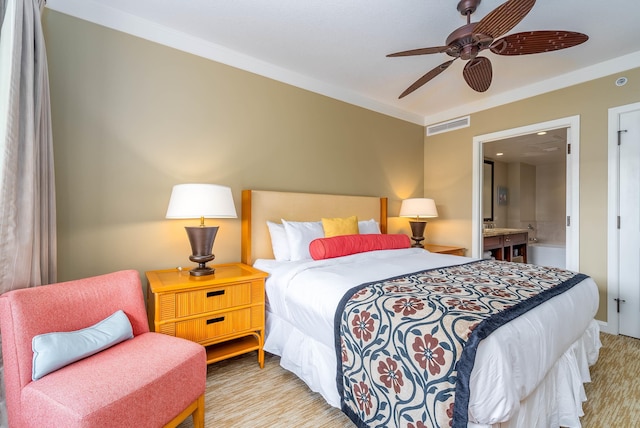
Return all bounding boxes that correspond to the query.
[174,280,258,318]
[174,306,264,343]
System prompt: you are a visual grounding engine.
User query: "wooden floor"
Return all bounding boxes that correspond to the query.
[178,352,351,428]
[178,332,640,427]
[581,333,640,427]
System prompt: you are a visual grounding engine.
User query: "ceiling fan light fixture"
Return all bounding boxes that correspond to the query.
[460,45,479,61]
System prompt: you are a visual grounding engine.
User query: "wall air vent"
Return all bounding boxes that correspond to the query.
[426,116,470,136]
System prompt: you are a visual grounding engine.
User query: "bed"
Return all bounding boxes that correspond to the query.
[241,189,601,428]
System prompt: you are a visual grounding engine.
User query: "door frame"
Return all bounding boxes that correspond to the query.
[471,116,580,272]
[606,102,640,335]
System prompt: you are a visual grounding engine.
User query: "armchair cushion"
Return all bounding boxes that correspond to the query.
[32,309,134,380]
[23,332,204,427]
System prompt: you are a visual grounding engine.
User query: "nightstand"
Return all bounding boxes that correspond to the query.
[424,244,466,256]
[146,262,268,368]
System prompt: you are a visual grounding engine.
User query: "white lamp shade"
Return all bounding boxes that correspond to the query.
[399,198,438,219]
[166,184,237,219]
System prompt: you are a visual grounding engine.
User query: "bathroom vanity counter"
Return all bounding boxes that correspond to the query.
[482,228,529,237]
[483,229,528,263]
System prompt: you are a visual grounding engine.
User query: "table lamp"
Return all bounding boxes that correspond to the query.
[166,184,237,276]
[399,198,438,248]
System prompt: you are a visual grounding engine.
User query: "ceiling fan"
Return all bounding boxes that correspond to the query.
[387,0,588,98]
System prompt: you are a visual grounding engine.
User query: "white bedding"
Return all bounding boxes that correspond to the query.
[255,248,601,427]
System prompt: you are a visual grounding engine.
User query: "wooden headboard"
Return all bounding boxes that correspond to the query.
[241,190,388,265]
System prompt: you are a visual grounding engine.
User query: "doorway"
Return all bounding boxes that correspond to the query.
[607,102,640,337]
[483,128,568,267]
[471,116,581,272]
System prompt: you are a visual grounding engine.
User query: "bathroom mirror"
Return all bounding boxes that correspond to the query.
[483,160,494,221]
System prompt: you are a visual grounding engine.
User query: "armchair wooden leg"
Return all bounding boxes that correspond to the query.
[192,394,205,428]
[164,394,205,428]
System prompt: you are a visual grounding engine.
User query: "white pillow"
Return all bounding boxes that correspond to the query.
[281,219,324,261]
[358,219,381,234]
[266,221,291,261]
[32,310,134,380]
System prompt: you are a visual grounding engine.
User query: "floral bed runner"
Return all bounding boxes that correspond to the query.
[335,259,587,428]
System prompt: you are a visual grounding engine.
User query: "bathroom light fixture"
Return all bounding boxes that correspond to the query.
[399,198,438,248]
[166,184,237,276]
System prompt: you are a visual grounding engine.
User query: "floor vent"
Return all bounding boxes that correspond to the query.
[426,116,471,136]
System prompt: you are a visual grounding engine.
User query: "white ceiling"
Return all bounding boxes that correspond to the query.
[46,0,640,126]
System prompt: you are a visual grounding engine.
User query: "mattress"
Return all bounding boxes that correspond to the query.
[255,248,600,427]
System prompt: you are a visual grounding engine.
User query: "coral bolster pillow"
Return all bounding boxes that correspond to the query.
[309,234,410,260]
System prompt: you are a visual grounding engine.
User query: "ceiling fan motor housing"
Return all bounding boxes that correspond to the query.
[445,23,492,60]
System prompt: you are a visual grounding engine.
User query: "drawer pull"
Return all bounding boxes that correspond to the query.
[207,290,225,297]
[207,316,225,325]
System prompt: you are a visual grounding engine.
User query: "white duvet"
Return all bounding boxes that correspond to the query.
[255,248,601,427]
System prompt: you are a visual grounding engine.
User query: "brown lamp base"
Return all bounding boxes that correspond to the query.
[189,264,215,276]
[408,221,427,248]
[185,226,218,276]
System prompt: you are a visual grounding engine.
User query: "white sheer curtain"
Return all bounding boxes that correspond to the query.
[0,0,56,425]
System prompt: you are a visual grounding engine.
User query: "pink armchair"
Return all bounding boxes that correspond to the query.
[0,270,206,428]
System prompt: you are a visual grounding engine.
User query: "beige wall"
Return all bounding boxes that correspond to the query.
[42,11,424,282]
[42,10,640,322]
[493,160,508,227]
[504,162,536,228]
[536,162,566,244]
[425,66,640,321]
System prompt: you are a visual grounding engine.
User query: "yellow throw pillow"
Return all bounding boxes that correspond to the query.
[321,216,359,238]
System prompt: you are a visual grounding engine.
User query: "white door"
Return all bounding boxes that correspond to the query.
[618,107,640,338]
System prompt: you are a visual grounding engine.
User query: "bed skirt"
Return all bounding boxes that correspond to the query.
[264,310,601,427]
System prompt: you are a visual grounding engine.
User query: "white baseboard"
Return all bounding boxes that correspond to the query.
[597,319,616,335]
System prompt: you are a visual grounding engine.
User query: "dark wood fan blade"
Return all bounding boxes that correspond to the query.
[490,31,588,55]
[463,56,492,92]
[387,46,449,57]
[399,60,455,98]
[474,0,536,39]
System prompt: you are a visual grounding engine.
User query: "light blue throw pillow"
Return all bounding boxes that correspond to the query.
[32,309,134,380]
